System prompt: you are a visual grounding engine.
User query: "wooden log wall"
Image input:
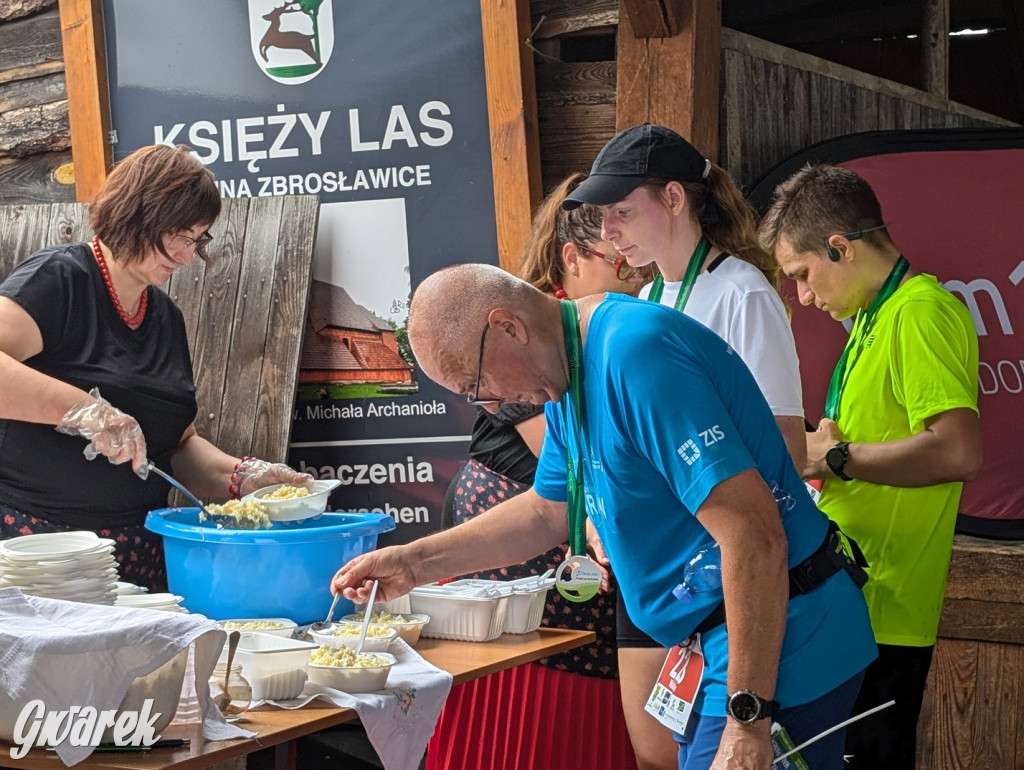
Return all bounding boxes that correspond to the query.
[719,28,1015,188]
[530,3,1015,193]
[0,0,75,204]
[918,536,1024,770]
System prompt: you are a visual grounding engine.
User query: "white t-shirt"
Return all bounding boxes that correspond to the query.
[638,255,804,417]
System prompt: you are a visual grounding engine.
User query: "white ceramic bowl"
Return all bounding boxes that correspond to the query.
[242,479,342,522]
[341,612,430,646]
[218,618,298,638]
[307,652,396,693]
[310,622,397,652]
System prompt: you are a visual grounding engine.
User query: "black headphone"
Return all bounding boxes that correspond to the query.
[825,222,892,262]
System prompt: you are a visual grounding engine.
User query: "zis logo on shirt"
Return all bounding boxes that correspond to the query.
[677,426,726,465]
[677,439,701,465]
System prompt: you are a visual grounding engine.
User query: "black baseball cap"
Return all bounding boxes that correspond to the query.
[562,123,710,210]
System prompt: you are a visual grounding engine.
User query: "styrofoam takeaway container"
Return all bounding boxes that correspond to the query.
[441,578,555,635]
[409,587,508,642]
[220,631,316,701]
[503,583,554,634]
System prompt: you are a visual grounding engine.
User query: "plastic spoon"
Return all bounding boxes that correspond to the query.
[355,580,379,655]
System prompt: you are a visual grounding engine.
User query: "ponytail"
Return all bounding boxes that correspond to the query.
[681,166,781,296]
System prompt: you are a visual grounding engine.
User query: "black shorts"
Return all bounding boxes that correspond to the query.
[615,587,663,648]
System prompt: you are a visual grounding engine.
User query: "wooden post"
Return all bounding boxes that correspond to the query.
[480,0,543,273]
[617,0,721,160]
[921,0,949,98]
[58,0,111,201]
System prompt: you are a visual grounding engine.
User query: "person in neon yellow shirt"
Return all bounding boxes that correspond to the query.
[759,164,983,770]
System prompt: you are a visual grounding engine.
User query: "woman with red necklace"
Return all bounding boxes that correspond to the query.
[426,173,654,770]
[0,143,309,591]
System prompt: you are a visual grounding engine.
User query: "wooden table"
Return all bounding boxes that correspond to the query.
[0,629,594,770]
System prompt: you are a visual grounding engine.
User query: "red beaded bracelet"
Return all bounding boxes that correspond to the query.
[229,456,254,499]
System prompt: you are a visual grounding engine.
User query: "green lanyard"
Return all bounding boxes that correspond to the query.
[558,299,587,557]
[646,236,712,312]
[824,256,910,421]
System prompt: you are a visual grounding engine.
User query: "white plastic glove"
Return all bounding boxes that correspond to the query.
[55,387,149,476]
[232,457,313,498]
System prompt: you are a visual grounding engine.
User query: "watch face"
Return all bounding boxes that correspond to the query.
[728,692,760,723]
[826,445,848,476]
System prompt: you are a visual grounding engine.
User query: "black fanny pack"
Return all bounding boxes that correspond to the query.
[692,519,868,636]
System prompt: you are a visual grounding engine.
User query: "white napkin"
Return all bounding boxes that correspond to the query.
[0,587,254,766]
[252,638,453,770]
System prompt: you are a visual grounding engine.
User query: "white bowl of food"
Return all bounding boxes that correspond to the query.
[307,647,396,693]
[341,612,431,646]
[219,618,298,638]
[242,479,342,522]
[309,622,397,652]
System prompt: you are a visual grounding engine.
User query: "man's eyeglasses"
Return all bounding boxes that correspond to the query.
[579,246,638,281]
[467,324,501,407]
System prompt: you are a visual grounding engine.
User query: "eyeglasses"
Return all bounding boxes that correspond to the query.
[167,231,214,252]
[579,246,638,281]
[466,324,501,407]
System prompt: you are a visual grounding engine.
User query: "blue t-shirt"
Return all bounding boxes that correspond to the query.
[534,295,876,714]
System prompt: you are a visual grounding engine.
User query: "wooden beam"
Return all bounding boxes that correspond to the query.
[58,0,110,202]
[480,0,543,274]
[922,0,950,98]
[616,0,721,159]
[939,598,1024,645]
[619,0,686,38]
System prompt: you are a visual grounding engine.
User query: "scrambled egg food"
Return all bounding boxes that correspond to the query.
[326,623,393,638]
[201,499,272,529]
[369,612,418,624]
[222,620,286,630]
[310,645,391,668]
[261,485,311,500]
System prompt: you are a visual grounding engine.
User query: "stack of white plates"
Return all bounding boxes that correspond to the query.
[0,531,119,605]
[114,581,150,596]
[114,592,188,612]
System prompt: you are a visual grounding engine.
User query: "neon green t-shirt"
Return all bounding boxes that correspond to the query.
[820,273,979,646]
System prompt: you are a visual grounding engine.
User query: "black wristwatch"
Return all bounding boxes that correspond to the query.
[825,441,852,481]
[726,690,780,725]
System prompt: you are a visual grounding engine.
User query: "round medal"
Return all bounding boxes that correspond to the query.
[555,555,602,602]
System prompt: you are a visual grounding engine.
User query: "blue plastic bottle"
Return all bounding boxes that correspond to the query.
[672,543,722,604]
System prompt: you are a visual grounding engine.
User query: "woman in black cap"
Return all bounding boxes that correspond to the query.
[564,124,809,770]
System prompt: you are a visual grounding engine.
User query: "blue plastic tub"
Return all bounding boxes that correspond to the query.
[145,508,395,624]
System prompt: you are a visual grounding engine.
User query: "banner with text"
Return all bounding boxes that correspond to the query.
[104,0,494,544]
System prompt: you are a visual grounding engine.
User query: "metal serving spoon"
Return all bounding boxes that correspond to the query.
[146,462,217,516]
[146,461,263,529]
[309,593,341,633]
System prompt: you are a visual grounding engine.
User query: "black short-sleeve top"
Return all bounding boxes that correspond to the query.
[0,243,198,528]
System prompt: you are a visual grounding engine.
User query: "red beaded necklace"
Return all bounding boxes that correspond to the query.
[553,283,568,300]
[90,236,147,327]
